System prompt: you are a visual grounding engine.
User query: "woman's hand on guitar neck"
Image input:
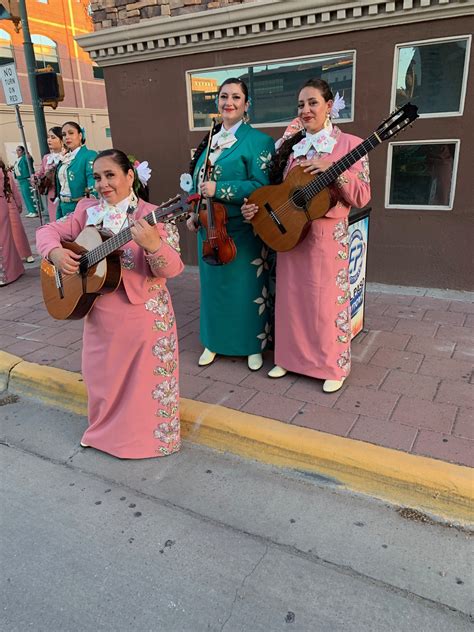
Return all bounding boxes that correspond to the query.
[131,218,161,254]
[48,247,81,275]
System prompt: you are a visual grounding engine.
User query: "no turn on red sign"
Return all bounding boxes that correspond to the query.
[0,62,23,105]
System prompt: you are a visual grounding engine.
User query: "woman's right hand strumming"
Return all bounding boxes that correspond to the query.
[186,212,199,233]
[48,247,81,275]
[241,198,259,221]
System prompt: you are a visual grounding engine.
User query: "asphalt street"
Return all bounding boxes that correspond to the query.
[1,393,472,632]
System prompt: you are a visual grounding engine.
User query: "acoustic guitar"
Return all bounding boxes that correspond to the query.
[41,194,195,320]
[249,103,419,251]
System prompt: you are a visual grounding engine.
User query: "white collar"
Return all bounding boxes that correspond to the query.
[292,125,336,158]
[85,192,138,234]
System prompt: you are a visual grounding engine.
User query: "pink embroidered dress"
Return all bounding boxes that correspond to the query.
[35,152,61,222]
[0,170,24,285]
[274,124,371,381]
[36,195,185,458]
[7,171,32,260]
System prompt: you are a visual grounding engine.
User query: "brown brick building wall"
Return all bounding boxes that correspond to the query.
[91,0,256,30]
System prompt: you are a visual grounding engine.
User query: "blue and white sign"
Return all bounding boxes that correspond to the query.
[349,216,369,338]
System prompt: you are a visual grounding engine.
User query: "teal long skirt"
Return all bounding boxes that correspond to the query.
[198,216,271,356]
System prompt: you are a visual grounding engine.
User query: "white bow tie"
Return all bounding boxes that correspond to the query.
[292,129,337,158]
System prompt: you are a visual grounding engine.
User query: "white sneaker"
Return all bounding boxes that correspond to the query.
[268,365,287,379]
[323,379,345,393]
[26,213,38,218]
[25,256,35,263]
[248,353,263,371]
[198,348,216,366]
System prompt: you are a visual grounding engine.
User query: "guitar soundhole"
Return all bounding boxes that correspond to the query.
[291,188,307,210]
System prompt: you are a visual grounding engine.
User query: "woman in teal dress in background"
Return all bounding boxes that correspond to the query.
[13,146,37,218]
[56,122,98,218]
[186,78,274,371]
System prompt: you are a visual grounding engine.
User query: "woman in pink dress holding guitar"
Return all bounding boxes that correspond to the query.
[36,149,185,458]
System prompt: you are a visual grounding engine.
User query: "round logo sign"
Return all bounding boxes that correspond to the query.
[349,229,365,285]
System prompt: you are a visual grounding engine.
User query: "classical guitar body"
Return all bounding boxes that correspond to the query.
[41,226,122,320]
[249,103,419,251]
[249,166,332,251]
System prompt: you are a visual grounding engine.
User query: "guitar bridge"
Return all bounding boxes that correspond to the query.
[264,202,286,234]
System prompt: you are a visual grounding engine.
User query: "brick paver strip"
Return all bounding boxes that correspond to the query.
[1,215,473,468]
[453,408,474,441]
[391,396,457,434]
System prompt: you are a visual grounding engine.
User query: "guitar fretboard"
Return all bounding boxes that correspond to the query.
[81,200,182,269]
[302,133,380,199]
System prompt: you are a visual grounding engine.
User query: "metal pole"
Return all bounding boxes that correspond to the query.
[18,0,48,156]
[15,104,45,225]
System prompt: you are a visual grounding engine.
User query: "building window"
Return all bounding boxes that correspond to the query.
[386,141,460,211]
[31,34,60,73]
[105,127,111,138]
[393,36,471,117]
[92,64,104,80]
[187,51,356,129]
[0,28,13,67]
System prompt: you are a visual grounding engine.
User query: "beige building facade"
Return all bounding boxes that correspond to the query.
[1,0,111,167]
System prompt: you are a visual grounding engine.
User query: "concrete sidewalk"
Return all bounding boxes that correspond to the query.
[1,216,473,520]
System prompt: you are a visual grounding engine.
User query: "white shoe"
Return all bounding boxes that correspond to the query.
[248,353,263,371]
[323,379,345,393]
[25,256,34,263]
[80,441,89,448]
[26,213,38,218]
[198,348,216,366]
[268,365,287,379]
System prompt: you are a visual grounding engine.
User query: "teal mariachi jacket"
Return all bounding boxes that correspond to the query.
[14,154,34,180]
[56,145,98,218]
[191,122,274,222]
[191,122,275,356]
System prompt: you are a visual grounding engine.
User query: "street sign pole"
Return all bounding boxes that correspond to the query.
[18,0,48,156]
[14,104,45,225]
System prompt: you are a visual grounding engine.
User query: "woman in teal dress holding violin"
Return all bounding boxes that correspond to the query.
[56,122,98,218]
[185,78,274,371]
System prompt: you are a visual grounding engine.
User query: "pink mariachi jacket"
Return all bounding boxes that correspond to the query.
[284,125,371,218]
[36,197,184,304]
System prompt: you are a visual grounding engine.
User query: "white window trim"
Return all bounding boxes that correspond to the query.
[390,35,472,119]
[385,139,461,212]
[186,49,356,132]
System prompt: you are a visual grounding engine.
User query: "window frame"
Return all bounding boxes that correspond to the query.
[185,49,357,131]
[390,35,472,119]
[385,139,461,211]
[31,34,61,74]
[0,28,14,66]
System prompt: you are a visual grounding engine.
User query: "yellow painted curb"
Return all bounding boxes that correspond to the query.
[180,399,474,523]
[1,351,473,523]
[0,351,23,392]
[3,353,87,416]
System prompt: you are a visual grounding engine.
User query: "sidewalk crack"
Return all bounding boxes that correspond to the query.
[220,544,269,631]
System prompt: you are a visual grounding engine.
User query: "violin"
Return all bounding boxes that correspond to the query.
[197,119,237,266]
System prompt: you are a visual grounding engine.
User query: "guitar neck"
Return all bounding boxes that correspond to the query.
[84,205,172,269]
[303,132,380,199]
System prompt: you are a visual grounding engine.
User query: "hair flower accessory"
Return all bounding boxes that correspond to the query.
[180,173,193,193]
[135,160,151,186]
[331,92,346,119]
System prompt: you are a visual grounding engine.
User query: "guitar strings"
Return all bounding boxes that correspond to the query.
[261,136,377,224]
